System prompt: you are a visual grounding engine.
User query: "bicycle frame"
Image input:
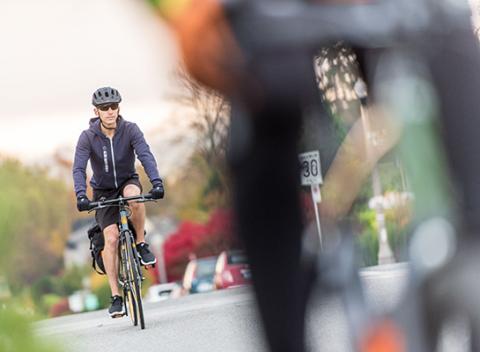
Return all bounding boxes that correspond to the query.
[116,200,139,283]
[119,204,131,233]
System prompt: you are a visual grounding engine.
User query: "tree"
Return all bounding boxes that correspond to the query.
[314,43,362,131]
[0,158,74,292]
[173,68,231,209]
[0,309,61,352]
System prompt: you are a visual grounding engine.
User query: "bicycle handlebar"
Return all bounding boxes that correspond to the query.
[222,0,466,51]
[87,194,156,212]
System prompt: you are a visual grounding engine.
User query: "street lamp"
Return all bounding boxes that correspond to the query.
[354,78,395,265]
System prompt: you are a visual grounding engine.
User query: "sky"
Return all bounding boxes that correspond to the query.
[0,0,181,162]
[2,0,479,162]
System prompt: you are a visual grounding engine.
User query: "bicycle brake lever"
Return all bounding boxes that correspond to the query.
[87,204,105,213]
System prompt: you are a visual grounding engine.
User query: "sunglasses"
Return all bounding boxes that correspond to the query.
[97,103,119,111]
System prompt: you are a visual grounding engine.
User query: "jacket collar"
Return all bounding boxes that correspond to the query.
[89,115,125,138]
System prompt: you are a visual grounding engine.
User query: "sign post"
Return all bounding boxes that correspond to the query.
[299,151,323,250]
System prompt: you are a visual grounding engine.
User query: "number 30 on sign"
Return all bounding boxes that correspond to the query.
[299,151,323,186]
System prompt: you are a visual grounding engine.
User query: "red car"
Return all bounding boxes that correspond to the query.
[214,250,251,289]
[181,256,218,295]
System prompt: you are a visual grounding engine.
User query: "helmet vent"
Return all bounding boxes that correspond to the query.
[92,86,122,106]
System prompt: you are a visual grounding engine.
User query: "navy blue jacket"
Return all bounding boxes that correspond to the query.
[73,116,162,198]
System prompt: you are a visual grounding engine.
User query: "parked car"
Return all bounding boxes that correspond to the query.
[214,250,251,290]
[181,256,218,294]
[145,282,180,303]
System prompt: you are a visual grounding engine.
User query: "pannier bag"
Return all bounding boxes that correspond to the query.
[87,221,138,275]
[87,223,106,275]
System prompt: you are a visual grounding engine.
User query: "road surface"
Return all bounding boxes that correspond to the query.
[37,263,465,352]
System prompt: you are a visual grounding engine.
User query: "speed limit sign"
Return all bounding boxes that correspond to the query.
[299,151,323,186]
[299,150,324,249]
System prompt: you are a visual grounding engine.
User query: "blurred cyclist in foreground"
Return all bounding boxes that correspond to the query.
[154,0,480,351]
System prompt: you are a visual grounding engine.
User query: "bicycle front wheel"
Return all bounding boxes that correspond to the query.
[120,242,138,326]
[126,238,145,329]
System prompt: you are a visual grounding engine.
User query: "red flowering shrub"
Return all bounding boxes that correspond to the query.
[163,209,236,281]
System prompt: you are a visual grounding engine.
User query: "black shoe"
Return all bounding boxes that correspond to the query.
[137,242,157,266]
[108,295,125,318]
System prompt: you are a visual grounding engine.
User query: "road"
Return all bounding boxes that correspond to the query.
[37,263,462,352]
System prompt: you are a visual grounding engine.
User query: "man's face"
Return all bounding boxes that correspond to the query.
[94,103,120,128]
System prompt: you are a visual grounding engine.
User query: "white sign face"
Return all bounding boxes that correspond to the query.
[299,151,323,186]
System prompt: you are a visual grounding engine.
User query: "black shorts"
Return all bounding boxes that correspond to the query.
[93,178,143,231]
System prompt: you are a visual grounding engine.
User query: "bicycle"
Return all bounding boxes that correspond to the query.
[159,0,480,350]
[88,194,156,330]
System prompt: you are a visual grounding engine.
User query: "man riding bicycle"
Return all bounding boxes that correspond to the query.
[72,87,165,317]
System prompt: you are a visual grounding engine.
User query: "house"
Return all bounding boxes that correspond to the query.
[64,218,95,269]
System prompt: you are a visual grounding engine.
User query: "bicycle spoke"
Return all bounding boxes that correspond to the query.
[121,242,138,326]
[124,232,145,329]
[129,245,145,329]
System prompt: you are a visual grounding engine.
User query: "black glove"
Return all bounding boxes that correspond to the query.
[77,196,91,212]
[150,182,165,200]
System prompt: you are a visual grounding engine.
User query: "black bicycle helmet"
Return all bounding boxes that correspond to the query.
[92,87,122,106]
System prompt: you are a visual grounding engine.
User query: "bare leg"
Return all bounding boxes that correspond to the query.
[320,106,402,224]
[123,184,146,243]
[103,224,120,296]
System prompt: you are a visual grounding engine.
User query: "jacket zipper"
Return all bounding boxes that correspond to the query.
[109,137,119,188]
[102,146,109,173]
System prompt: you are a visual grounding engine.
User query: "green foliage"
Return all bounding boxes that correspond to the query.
[56,266,87,296]
[357,207,377,231]
[385,196,412,262]
[353,203,412,266]
[29,266,86,315]
[92,281,111,309]
[41,294,63,314]
[0,157,77,325]
[0,308,61,352]
[203,168,222,198]
[343,152,413,266]
[31,277,55,304]
[166,153,224,222]
[387,221,409,262]
[355,208,379,267]
[378,160,405,193]
[0,159,73,293]
[147,0,161,6]
[350,182,373,216]
[357,227,379,267]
